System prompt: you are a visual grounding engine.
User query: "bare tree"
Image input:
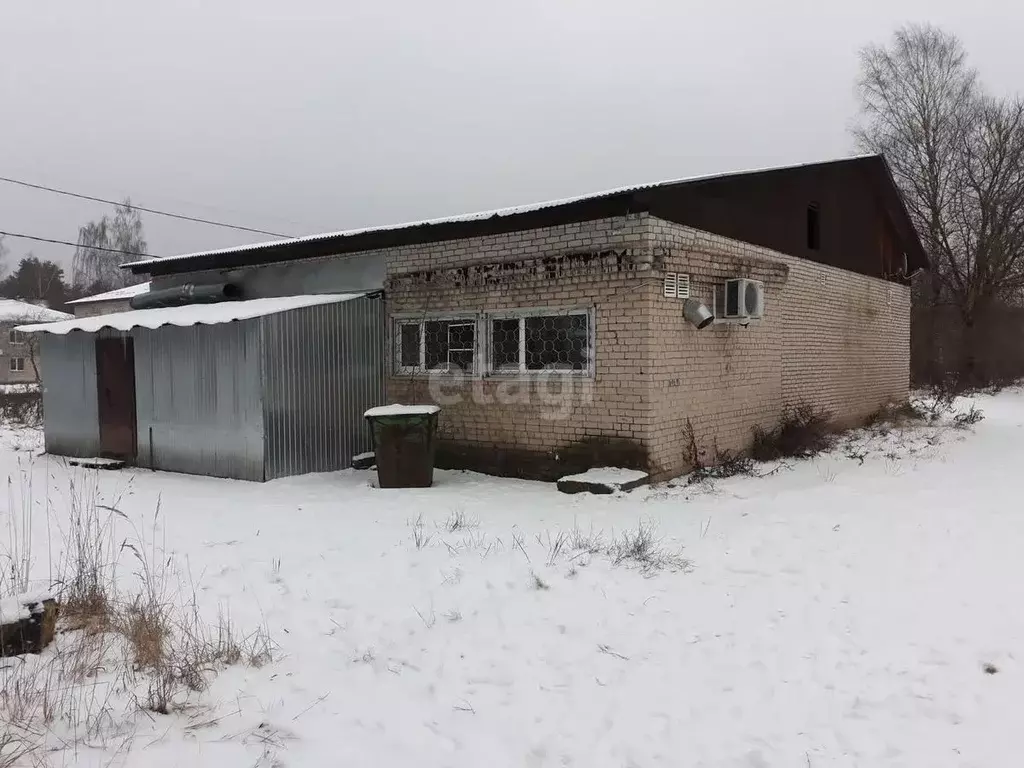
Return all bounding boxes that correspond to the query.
[72,199,148,292]
[854,24,1024,383]
[0,234,8,280]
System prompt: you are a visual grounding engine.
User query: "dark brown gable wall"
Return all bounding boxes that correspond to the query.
[642,163,900,280]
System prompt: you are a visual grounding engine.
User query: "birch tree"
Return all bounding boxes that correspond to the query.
[72,199,148,292]
[854,24,1024,383]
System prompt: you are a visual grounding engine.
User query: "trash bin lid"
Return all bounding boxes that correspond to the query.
[364,404,440,418]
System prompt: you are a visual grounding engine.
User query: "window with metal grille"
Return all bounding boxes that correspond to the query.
[487,310,591,374]
[9,357,25,372]
[8,330,26,345]
[395,318,476,373]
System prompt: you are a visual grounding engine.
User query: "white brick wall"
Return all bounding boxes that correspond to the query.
[381,213,910,480]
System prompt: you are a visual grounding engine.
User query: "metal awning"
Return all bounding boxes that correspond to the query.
[17,293,369,335]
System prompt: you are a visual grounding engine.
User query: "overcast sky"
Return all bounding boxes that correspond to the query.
[1,0,1021,272]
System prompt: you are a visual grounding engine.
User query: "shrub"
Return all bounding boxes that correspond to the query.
[0,390,42,427]
[681,420,756,485]
[953,404,985,428]
[751,406,834,461]
[867,400,929,428]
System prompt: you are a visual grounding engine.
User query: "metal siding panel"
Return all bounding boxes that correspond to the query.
[132,322,264,481]
[261,296,384,480]
[39,332,101,456]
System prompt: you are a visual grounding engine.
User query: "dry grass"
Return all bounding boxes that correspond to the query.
[1,472,277,761]
[0,731,33,768]
[607,521,691,574]
[117,594,169,671]
[52,477,120,633]
[411,513,431,550]
[525,521,690,576]
[441,508,479,532]
[751,406,835,462]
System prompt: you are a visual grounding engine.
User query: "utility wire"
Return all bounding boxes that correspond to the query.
[0,174,292,238]
[0,229,155,258]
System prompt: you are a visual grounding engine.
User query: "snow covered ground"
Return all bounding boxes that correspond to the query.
[2,392,1024,767]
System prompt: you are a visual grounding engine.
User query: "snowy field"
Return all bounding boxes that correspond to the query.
[2,391,1024,767]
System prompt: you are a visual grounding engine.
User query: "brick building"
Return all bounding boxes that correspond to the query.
[0,300,72,385]
[385,210,916,481]
[21,154,925,482]
[67,282,151,317]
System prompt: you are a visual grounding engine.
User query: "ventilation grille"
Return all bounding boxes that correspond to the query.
[663,272,690,299]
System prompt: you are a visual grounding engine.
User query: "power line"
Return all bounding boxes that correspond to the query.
[0,174,292,238]
[0,229,154,258]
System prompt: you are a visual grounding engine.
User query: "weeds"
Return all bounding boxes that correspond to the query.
[541,530,568,566]
[567,524,604,555]
[607,521,691,574]
[529,571,550,591]
[54,477,120,632]
[953,403,985,428]
[868,390,985,434]
[511,530,531,563]
[0,731,32,768]
[1,473,277,758]
[867,400,929,429]
[413,603,436,629]
[751,406,834,461]
[442,509,478,533]
[681,420,757,485]
[0,391,42,428]
[411,514,431,550]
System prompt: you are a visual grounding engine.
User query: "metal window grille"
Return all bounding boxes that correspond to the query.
[396,318,476,373]
[488,311,590,374]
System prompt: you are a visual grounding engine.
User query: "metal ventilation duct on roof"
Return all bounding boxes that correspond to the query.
[130,283,241,310]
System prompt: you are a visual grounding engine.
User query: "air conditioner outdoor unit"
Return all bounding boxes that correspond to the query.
[716,278,764,321]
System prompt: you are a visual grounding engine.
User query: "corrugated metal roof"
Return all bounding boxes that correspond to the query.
[17,293,368,335]
[67,282,151,305]
[124,154,882,272]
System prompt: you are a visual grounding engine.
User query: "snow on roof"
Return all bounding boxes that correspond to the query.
[16,293,368,335]
[67,281,151,305]
[126,154,881,271]
[364,404,441,418]
[0,299,73,323]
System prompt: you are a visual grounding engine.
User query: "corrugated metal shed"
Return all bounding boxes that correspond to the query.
[135,322,265,481]
[39,332,101,457]
[32,293,384,482]
[262,295,385,479]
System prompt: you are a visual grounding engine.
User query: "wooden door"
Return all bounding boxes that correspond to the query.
[96,338,137,460]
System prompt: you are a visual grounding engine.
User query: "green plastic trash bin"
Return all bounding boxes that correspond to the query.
[364,405,440,488]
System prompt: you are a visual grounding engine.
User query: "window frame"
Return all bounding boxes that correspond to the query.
[806,202,821,251]
[392,313,481,376]
[9,356,26,373]
[484,306,594,378]
[8,329,26,346]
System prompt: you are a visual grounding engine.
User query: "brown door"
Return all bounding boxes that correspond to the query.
[96,338,137,460]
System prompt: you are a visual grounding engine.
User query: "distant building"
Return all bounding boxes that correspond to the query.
[67,283,151,317]
[0,300,73,384]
